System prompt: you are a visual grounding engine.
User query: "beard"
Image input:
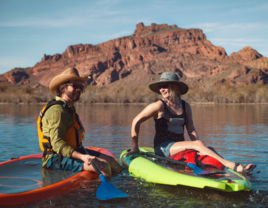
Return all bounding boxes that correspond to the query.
[65,90,81,102]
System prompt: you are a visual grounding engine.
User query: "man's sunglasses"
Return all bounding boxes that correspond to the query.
[66,83,85,91]
[158,83,169,90]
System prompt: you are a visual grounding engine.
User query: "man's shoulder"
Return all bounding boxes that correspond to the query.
[45,103,71,118]
[46,97,72,113]
[46,103,64,111]
[43,105,73,125]
[44,104,61,117]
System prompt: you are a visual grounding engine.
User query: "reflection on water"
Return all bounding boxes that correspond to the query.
[0,103,268,207]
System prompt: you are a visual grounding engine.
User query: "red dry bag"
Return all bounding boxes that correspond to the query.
[168,149,197,170]
[169,149,225,170]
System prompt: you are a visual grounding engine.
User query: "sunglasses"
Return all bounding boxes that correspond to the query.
[158,83,169,90]
[66,83,85,91]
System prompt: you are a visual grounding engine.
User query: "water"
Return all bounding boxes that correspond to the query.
[0,103,268,207]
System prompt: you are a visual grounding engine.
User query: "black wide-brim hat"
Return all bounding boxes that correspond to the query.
[148,72,189,95]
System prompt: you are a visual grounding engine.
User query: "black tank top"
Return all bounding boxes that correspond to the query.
[153,99,187,148]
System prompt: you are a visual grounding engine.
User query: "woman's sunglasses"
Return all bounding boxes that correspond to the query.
[158,83,169,90]
[66,83,85,91]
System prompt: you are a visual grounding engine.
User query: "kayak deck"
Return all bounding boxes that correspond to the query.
[0,147,116,206]
[120,147,252,192]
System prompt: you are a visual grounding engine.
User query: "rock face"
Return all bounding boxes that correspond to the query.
[230,46,263,63]
[2,68,31,85]
[1,23,268,87]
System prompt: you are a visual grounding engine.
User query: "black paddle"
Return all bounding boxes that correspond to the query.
[139,152,225,175]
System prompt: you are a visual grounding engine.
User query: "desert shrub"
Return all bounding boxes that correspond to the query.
[3,93,20,103]
[230,92,244,103]
[254,85,268,103]
[184,87,209,102]
[0,83,9,92]
[20,94,31,104]
[183,83,268,104]
[0,92,9,102]
[79,85,160,104]
[20,85,34,94]
[1,83,268,104]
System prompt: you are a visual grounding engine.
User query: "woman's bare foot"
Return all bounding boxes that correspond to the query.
[232,163,257,174]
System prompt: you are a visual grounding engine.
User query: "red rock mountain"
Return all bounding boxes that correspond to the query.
[1,22,268,88]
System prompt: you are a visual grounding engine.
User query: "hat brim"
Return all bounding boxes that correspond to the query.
[148,80,189,95]
[50,74,89,93]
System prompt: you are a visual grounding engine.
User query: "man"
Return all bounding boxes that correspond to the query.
[37,67,123,178]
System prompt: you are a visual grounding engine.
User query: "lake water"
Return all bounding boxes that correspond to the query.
[0,103,268,207]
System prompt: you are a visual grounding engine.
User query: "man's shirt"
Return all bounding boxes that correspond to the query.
[41,96,76,167]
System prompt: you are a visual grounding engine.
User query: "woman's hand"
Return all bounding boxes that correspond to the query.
[126,146,139,156]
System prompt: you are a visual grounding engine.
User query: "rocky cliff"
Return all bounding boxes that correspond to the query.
[1,22,268,88]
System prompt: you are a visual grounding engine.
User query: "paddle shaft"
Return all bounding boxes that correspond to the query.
[82,146,102,175]
[91,160,102,175]
[139,152,225,175]
[140,152,187,166]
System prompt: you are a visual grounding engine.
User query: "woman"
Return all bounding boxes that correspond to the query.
[126,72,256,174]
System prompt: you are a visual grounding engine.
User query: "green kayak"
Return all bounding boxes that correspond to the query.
[120,147,252,192]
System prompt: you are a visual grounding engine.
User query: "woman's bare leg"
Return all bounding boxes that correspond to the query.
[170,140,254,172]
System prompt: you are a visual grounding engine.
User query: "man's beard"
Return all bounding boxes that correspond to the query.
[65,91,80,102]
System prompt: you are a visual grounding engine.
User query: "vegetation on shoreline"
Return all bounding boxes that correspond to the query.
[0,83,268,104]
[184,83,268,103]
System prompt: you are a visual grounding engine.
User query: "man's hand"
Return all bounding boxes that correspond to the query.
[71,150,96,165]
[81,154,96,166]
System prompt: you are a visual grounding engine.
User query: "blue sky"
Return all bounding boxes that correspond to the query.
[0,0,267,74]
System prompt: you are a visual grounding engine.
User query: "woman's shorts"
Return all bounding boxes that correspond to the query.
[154,141,176,158]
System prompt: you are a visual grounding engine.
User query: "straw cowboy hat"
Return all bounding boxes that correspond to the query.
[49,67,90,93]
[148,72,189,95]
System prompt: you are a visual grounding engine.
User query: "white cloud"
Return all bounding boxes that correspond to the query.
[210,38,268,43]
[112,31,133,38]
[0,57,33,74]
[229,2,268,14]
[0,2,126,28]
[0,10,137,28]
[0,17,92,27]
[95,0,122,7]
[89,31,133,43]
[189,22,267,33]
[259,50,268,57]
[0,0,150,29]
[210,38,268,55]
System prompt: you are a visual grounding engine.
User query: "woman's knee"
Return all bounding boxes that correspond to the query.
[193,140,205,149]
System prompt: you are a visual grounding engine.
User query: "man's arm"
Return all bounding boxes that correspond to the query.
[45,106,75,158]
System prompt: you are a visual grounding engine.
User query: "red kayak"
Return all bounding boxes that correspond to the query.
[0,147,116,206]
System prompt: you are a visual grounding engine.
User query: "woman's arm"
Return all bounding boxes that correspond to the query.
[185,102,199,141]
[126,101,163,156]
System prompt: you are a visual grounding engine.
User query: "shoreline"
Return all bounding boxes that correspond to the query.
[1,102,268,105]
